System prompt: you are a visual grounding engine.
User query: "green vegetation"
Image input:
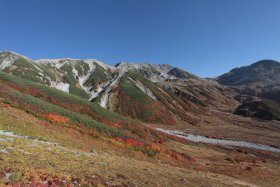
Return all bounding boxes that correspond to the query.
[120,76,149,102]
[0,82,123,137]
[84,63,111,88]
[74,61,84,76]
[82,62,90,73]
[2,57,46,84]
[60,63,89,98]
[13,57,37,70]
[10,173,22,183]
[0,70,128,122]
[167,67,197,79]
[123,70,164,100]
[35,62,57,80]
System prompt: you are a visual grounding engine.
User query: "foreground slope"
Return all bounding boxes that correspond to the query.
[0,85,279,186]
[3,99,276,187]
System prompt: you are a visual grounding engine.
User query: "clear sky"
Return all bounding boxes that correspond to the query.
[0,0,280,77]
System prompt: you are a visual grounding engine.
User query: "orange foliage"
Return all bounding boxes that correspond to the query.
[149,143,161,152]
[43,114,69,123]
[113,137,145,148]
[171,153,182,160]
[125,138,145,147]
[100,118,121,128]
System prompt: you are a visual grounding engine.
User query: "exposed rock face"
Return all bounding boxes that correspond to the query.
[1,51,279,122]
[217,60,280,87]
[218,60,280,120]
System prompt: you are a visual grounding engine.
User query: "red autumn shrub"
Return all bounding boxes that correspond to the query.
[50,97,58,104]
[6,83,20,90]
[149,143,161,152]
[114,137,122,142]
[100,118,121,128]
[43,114,69,123]
[27,87,41,95]
[125,138,145,148]
[171,153,183,160]
[187,157,196,162]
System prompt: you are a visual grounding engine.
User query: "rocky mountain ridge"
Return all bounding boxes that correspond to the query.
[1,50,279,122]
[217,60,280,120]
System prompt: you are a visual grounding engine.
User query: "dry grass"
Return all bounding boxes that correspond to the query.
[0,99,280,186]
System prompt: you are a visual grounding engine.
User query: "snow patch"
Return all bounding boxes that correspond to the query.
[100,92,110,108]
[115,62,176,82]
[92,59,115,71]
[0,52,19,70]
[35,59,70,69]
[83,60,95,71]
[89,81,111,101]
[49,81,70,93]
[72,67,79,77]
[0,51,43,72]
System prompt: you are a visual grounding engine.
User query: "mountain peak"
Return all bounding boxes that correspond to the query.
[251,59,280,68]
[0,50,32,60]
[217,59,280,86]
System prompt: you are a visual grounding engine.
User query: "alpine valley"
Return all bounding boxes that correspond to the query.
[0,50,280,186]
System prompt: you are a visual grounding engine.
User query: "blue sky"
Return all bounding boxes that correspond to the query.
[0,0,280,77]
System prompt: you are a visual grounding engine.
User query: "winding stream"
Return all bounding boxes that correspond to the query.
[156,128,280,153]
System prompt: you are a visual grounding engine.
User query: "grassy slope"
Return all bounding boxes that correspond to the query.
[0,70,124,122]
[60,63,89,98]
[117,71,176,125]
[0,82,122,137]
[0,100,278,187]
[0,71,280,186]
[0,71,141,138]
[120,75,148,102]
[84,63,112,88]
[3,57,46,84]
[0,105,228,187]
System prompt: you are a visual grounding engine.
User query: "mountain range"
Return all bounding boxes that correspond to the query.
[0,51,280,186]
[1,51,279,123]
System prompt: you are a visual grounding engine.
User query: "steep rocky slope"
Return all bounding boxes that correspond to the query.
[0,51,238,125]
[217,60,280,120]
[2,51,279,122]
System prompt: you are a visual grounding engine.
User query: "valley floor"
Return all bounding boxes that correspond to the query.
[0,100,280,186]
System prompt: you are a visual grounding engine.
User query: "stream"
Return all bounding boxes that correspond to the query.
[156,128,280,153]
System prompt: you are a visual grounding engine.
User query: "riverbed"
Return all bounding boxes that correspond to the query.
[156,128,280,153]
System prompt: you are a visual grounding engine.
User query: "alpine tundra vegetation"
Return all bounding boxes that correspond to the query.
[0,51,280,186]
[1,0,280,186]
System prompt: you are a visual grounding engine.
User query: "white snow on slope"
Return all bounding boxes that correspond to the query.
[36,59,72,69]
[98,75,122,108]
[35,58,117,99]
[83,60,96,71]
[0,51,43,72]
[89,80,113,101]
[115,62,176,82]
[0,53,18,70]
[88,59,115,72]
[1,52,179,105]
[50,81,70,93]
[100,92,110,108]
